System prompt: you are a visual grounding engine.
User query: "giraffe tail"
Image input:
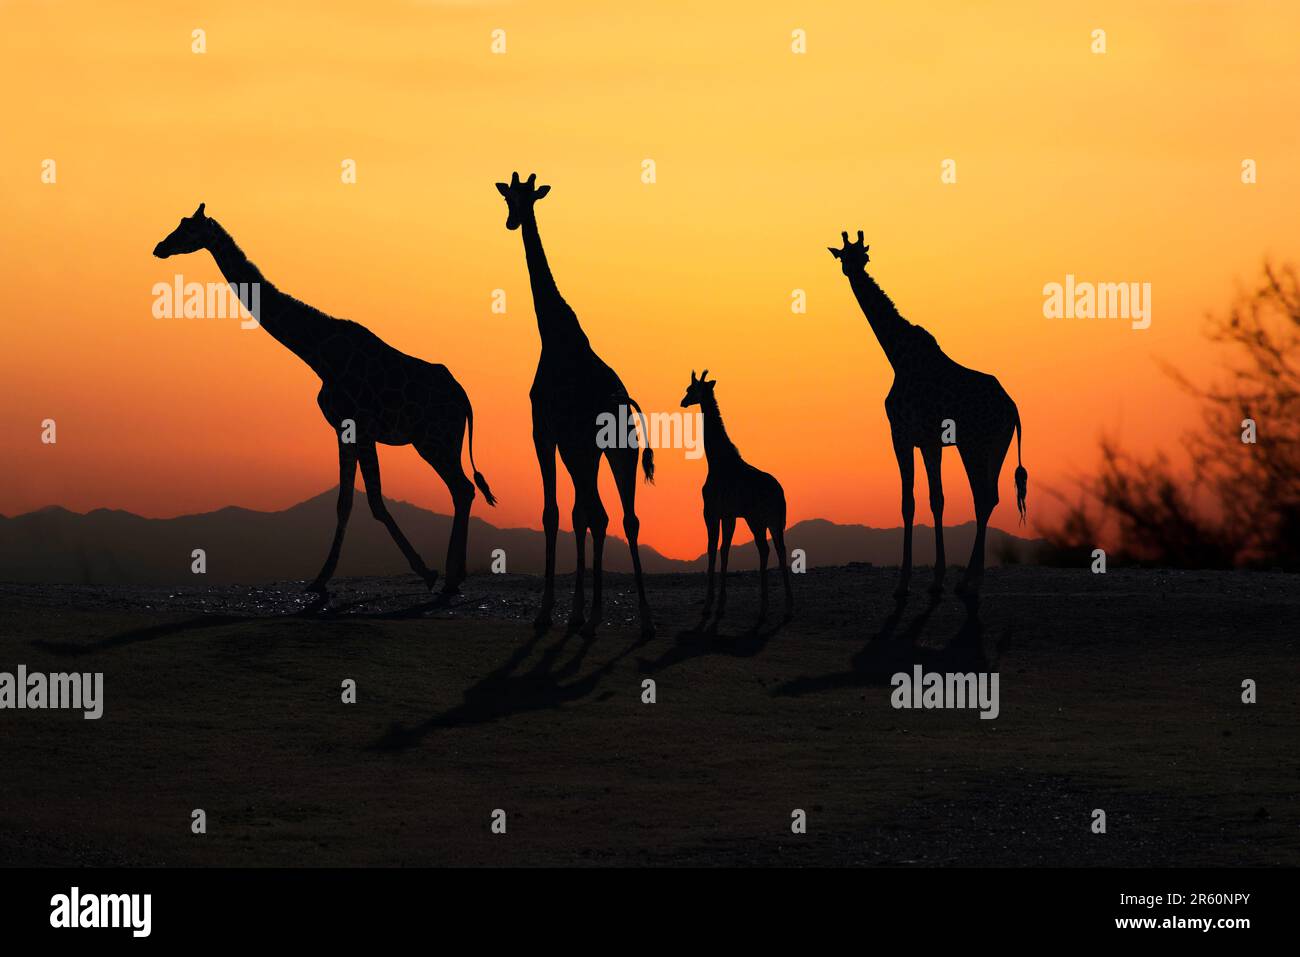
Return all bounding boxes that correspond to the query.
[1013,405,1028,524]
[465,402,497,506]
[626,397,655,484]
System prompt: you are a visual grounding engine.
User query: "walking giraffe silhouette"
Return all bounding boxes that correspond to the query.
[496,172,655,638]
[153,203,496,598]
[681,370,793,630]
[829,231,1027,606]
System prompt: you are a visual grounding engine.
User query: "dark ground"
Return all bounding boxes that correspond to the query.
[0,565,1296,866]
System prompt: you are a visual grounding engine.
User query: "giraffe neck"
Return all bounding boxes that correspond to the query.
[204,220,329,371]
[846,268,914,370]
[518,212,588,349]
[701,394,739,466]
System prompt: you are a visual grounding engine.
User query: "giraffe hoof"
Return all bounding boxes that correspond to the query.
[532,613,552,632]
[304,581,328,596]
[640,619,656,640]
[421,570,440,592]
[566,613,586,633]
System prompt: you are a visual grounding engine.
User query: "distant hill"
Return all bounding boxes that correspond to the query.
[0,492,1044,585]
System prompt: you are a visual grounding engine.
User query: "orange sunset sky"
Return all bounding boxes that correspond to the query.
[2,1,1298,560]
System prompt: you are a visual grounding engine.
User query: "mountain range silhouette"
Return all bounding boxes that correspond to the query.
[0,492,1043,585]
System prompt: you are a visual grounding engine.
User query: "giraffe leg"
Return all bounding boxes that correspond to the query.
[306,439,359,594]
[955,446,981,599]
[701,505,720,620]
[957,430,1014,605]
[560,445,601,633]
[533,430,558,631]
[568,497,588,633]
[358,443,438,591]
[581,463,609,639]
[611,448,654,638]
[959,490,995,608]
[921,444,945,596]
[419,443,475,595]
[772,523,793,620]
[751,521,770,628]
[711,515,737,631]
[892,436,916,600]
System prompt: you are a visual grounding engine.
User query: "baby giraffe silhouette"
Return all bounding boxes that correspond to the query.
[681,370,793,629]
[829,231,1027,605]
[496,172,655,638]
[153,203,496,597]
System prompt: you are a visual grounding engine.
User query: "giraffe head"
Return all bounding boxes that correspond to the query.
[680,369,716,408]
[153,203,213,258]
[494,171,550,230]
[828,230,870,275]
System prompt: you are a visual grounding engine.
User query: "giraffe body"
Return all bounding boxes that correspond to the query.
[153,204,495,596]
[682,371,793,627]
[497,173,654,638]
[829,232,1027,604]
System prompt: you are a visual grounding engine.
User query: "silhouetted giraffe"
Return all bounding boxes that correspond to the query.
[153,203,496,596]
[829,231,1027,603]
[496,172,654,638]
[681,370,793,628]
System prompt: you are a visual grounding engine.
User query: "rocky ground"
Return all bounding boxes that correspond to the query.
[0,565,1296,866]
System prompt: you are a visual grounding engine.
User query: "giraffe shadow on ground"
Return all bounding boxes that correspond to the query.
[31,589,471,657]
[772,596,999,698]
[29,614,255,657]
[638,612,788,675]
[371,624,655,751]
